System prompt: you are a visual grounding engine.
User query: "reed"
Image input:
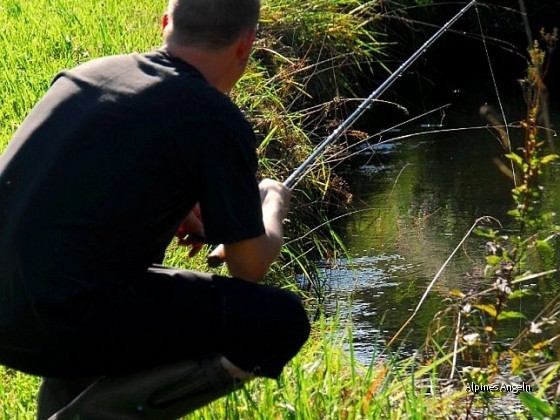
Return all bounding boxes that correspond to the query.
[217,0,384,290]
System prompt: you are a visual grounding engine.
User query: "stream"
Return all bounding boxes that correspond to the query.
[322,100,560,365]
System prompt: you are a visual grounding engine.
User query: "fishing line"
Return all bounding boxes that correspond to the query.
[474,2,517,185]
[322,104,452,167]
[292,101,414,179]
[366,124,510,145]
[284,207,375,247]
[293,103,450,176]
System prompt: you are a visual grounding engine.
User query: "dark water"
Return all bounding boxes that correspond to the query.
[323,108,560,364]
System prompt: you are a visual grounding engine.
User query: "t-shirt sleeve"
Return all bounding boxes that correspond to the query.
[191,114,265,245]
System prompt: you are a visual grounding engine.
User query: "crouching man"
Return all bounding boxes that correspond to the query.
[0,0,310,418]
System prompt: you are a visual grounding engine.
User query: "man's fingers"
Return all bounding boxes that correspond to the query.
[188,242,204,258]
[176,204,205,240]
[177,234,205,258]
[177,233,205,245]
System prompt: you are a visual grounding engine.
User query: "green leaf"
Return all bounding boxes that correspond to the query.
[511,355,522,373]
[497,311,526,321]
[505,152,523,167]
[541,154,559,164]
[474,304,497,317]
[473,228,496,239]
[485,255,502,265]
[449,289,465,299]
[508,289,534,299]
[508,209,521,218]
[518,392,556,419]
[536,239,552,252]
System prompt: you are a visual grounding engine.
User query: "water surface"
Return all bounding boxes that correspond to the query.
[324,107,560,364]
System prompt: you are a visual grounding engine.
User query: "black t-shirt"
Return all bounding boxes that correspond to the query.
[0,50,265,310]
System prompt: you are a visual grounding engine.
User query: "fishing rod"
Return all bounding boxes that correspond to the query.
[284,0,476,189]
[207,0,476,266]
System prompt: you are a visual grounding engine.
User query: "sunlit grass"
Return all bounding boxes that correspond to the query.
[0,367,39,419]
[189,311,464,419]
[0,0,162,151]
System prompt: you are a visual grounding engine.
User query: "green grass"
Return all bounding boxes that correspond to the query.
[187,311,464,419]
[0,0,162,150]
[0,368,38,419]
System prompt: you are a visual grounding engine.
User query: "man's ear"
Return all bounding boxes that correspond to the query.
[162,13,170,29]
[236,29,256,61]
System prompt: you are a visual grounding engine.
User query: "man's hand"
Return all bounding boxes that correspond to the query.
[176,203,205,257]
[258,178,291,220]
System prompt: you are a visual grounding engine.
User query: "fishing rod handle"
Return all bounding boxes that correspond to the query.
[207,244,225,268]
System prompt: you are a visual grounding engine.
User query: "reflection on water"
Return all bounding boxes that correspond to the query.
[324,110,560,364]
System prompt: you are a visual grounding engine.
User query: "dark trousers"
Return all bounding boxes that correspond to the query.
[1,266,311,380]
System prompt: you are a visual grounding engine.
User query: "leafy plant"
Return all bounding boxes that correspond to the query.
[427,28,559,417]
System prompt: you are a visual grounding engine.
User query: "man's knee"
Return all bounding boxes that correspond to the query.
[242,285,311,355]
[216,278,311,378]
[271,288,311,353]
[240,287,310,378]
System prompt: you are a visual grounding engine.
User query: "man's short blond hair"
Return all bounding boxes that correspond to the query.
[167,0,261,50]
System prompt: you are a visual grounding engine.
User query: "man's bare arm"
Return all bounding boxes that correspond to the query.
[214,179,290,282]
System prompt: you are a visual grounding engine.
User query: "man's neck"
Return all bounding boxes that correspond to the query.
[161,42,237,93]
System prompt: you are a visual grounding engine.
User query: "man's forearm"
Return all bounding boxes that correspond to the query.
[223,189,287,282]
[259,193,286,264]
